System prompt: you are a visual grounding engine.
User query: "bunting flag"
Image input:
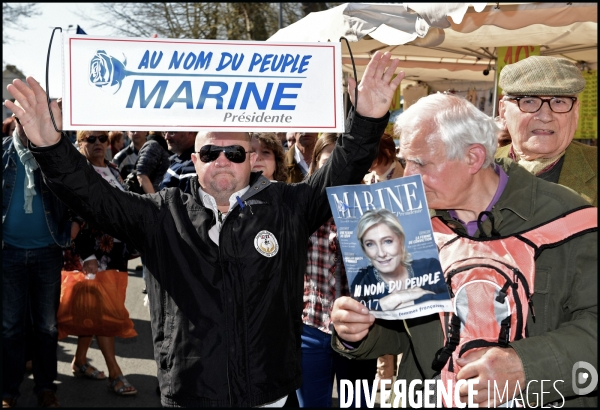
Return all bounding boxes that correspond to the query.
[76,25,87,35]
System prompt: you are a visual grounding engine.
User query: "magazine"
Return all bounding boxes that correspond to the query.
[326,174,452,320]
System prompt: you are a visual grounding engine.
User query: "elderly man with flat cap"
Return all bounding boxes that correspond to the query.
[496,55,597,206]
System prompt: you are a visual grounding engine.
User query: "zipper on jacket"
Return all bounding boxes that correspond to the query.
[215,212,235,406]
[214,180,267,406]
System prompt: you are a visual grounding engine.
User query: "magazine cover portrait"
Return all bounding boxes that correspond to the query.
[327,174,452,320]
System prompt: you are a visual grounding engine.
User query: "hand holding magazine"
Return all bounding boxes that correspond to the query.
[326,174,452,320]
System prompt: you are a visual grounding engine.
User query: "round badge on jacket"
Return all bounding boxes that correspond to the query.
[254,230,279,257]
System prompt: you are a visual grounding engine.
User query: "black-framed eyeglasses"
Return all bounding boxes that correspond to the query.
[198,145,251,164]
[83,135,108,144]
[505,96,577,113]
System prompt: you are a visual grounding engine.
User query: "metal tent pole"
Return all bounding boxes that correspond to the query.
[492,59,499,117]
[279,3,283,29]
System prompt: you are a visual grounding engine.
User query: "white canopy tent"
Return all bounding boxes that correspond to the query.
[268,3,597,96]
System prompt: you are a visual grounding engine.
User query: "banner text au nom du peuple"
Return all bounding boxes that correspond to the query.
[62,35,343,132]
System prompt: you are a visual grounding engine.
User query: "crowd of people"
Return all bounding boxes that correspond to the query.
[2,52,597,409]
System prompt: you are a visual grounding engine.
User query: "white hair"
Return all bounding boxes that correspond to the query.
[394,93,499,168]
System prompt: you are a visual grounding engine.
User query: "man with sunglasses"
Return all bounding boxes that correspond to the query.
[6,51,404,407]
[495,56,597,206]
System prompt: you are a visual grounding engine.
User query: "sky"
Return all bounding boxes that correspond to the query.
[4,3,114,98]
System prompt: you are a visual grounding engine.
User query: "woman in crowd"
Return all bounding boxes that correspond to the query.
[108,131,125,159]
[64,130,137,396]
[362,133,403,184]
[296,133,376,408]
[351,208,441,311]
[250,132,288,182]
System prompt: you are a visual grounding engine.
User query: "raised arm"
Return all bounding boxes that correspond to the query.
[6,77,161,255]
[348,51,404,118]
[299,52,405,233]
[5,77,61,147]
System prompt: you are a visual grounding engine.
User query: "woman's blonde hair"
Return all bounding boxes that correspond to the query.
[356,208,412,267]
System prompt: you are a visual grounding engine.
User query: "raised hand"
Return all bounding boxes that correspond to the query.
[5,77,62,147]
[347,51,404,118]
[331,296,375,342]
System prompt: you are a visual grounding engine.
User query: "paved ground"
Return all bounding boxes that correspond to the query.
[19,258,161,407]
[18,258,383,407]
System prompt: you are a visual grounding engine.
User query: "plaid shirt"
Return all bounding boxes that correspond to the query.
[302,217,349,334]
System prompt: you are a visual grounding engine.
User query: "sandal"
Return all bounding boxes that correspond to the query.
[108,375,138,396]
[72,362,107,380]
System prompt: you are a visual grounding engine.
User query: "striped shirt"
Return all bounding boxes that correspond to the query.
[159,146,196,194]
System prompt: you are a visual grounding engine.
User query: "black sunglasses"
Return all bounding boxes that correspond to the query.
[198,145,250,164]
[83,135,108,144]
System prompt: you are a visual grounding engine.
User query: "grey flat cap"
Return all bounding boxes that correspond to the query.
[499,56,586,96]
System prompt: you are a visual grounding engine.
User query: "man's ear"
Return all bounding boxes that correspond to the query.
[249,151,257,168]
[498,99,506,120]
[573,99,580,128]
[191,152,198,165]
[466,143,486,174]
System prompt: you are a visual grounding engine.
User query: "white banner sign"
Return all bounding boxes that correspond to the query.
[62,35,344,132]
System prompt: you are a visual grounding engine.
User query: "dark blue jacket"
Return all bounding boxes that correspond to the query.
[159,146,195,194]
[2,136,72,247]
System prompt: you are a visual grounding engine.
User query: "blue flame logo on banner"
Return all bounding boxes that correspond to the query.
[89,50,128,92]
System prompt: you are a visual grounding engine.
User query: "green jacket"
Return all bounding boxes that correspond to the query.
[332,159,597,407]
[496,141,598,206]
